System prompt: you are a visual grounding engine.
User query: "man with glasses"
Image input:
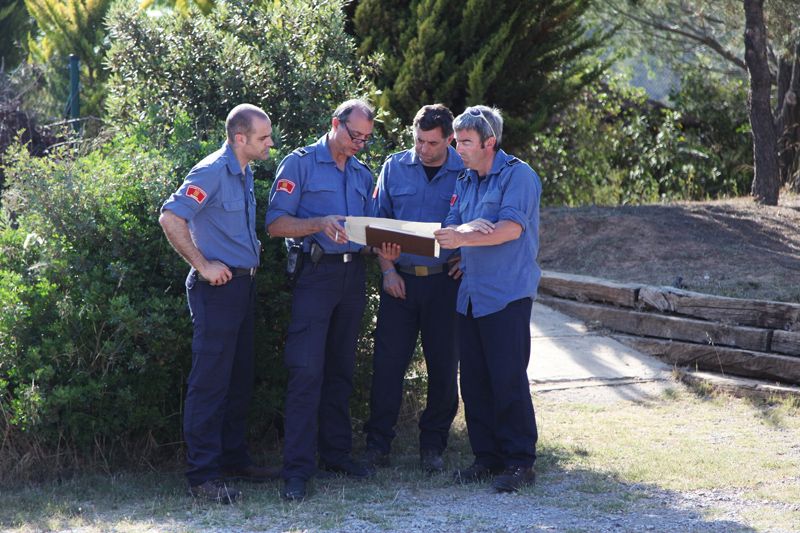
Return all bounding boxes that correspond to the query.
[434,105,541,493]
[363,104,463,474]
[266,99,398,501]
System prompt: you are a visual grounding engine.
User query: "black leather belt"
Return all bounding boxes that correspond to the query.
[304,253,359,264]
[230,267,258,277]
[196,267,257,282]
[396,264,447,276]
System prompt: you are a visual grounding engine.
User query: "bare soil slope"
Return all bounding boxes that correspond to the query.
[539,195,800,303]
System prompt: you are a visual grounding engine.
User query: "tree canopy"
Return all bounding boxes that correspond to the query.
[353,0,611,152]
[599,0,799,205]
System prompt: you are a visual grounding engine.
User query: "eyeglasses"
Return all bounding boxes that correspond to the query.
[468,108,497,139]
[342,122,374,147]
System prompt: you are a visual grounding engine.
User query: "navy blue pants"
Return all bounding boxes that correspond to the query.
[365,271,459,454]
[282,258,366,480]
[459,297,537,469]
[184,273,256,486]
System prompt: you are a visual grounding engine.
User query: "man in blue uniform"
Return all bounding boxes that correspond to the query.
[364,104,463,473]
[266,99,398,501]
[160,103,276,503]
[434,105,541,493]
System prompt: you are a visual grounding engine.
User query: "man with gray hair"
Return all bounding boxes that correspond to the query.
[160,103,276,503]
[266,99,399,501]
[435,105,541,493]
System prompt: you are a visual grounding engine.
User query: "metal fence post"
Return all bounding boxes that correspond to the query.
[68,54,80,131]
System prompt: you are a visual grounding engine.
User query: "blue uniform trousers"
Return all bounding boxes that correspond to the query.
[282,258,367,480]
[184,274,256,486]
[365,271,459,454]
[459,297,537,469]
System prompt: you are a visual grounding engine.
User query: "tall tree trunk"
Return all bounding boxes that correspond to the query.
[743,0,780,205]
[778,43,800,192]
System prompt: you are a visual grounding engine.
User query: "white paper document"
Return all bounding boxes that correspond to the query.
[344,216,441,245]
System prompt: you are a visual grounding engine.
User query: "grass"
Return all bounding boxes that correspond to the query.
[2,384,800,532]
[536,385,800,530]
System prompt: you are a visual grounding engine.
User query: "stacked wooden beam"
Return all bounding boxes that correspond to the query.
[539,271,800,385]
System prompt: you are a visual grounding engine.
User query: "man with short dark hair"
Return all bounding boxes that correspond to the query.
[266,99,398,501]
[435,105,541,493]
[364,104,463,473]
[160,103,276,503]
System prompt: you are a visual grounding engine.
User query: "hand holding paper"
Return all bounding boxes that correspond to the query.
[344,217,442,258]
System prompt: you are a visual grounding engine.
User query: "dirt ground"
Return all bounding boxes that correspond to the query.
[539,193,800,303]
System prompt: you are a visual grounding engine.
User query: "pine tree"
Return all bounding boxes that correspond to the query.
[0,1,34,68]
[354,0,610,151]
[24,0,113,119]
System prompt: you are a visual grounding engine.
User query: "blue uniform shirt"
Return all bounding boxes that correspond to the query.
[443,149,541,318]
[374,146,463,268]
[265,135,374,253]
[161,142,260,269]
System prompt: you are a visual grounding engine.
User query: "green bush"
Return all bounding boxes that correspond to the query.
[0,0,403,476]
[106,0,363,150]
[532,74,752,206]
[0,126,200,472]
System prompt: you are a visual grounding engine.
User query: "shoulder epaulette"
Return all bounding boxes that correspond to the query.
[353,156,373,172]
[507,157,522,166]
[292,147,312,157]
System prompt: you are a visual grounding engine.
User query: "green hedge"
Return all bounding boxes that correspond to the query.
[0,0,399,478]
[532,73,752,206]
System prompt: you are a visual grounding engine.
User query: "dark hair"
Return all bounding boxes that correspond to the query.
[333,99,375,123]
[413,104,454,138]
[226,104,269,140]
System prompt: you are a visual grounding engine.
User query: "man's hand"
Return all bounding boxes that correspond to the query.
[376,242,401,262]
[434,227,461,249]
[382,270,406,299]
[320,215,348,243]
[447,254,463,280]
[199,260,233,286]
[458,218,495,234]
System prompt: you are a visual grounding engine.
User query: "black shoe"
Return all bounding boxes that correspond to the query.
[491,466,536,492]
[221,463,281,483]
[420,449,444,474]
[282,477,307,501]
[363,447,390,468]
[319,457,375,479]
[188,479,242,504]
[453,462,504,484]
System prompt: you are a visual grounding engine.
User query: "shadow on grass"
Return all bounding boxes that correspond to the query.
[0,422,762,533]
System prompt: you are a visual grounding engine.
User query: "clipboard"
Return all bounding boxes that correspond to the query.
[365,225,440,258]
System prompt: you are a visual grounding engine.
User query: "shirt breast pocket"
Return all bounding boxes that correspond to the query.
[222,199,245,212]
[305,180,338,213]
[480,191,502,222]
[388,186,416,215]
[221,199,246,233]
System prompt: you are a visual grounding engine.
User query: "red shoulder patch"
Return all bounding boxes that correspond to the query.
[450,194,457,206]
[186,185,207,204]
[277,179,296,194]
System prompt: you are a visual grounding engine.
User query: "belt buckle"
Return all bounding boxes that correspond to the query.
[343,253,354,263]
[414,265,427,276]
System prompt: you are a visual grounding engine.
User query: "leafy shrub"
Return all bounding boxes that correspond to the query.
[0,65,61,196]
[531,74,752,206]
[106,0,364,150]
[0,0,404,476]
[0,126,200,474]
